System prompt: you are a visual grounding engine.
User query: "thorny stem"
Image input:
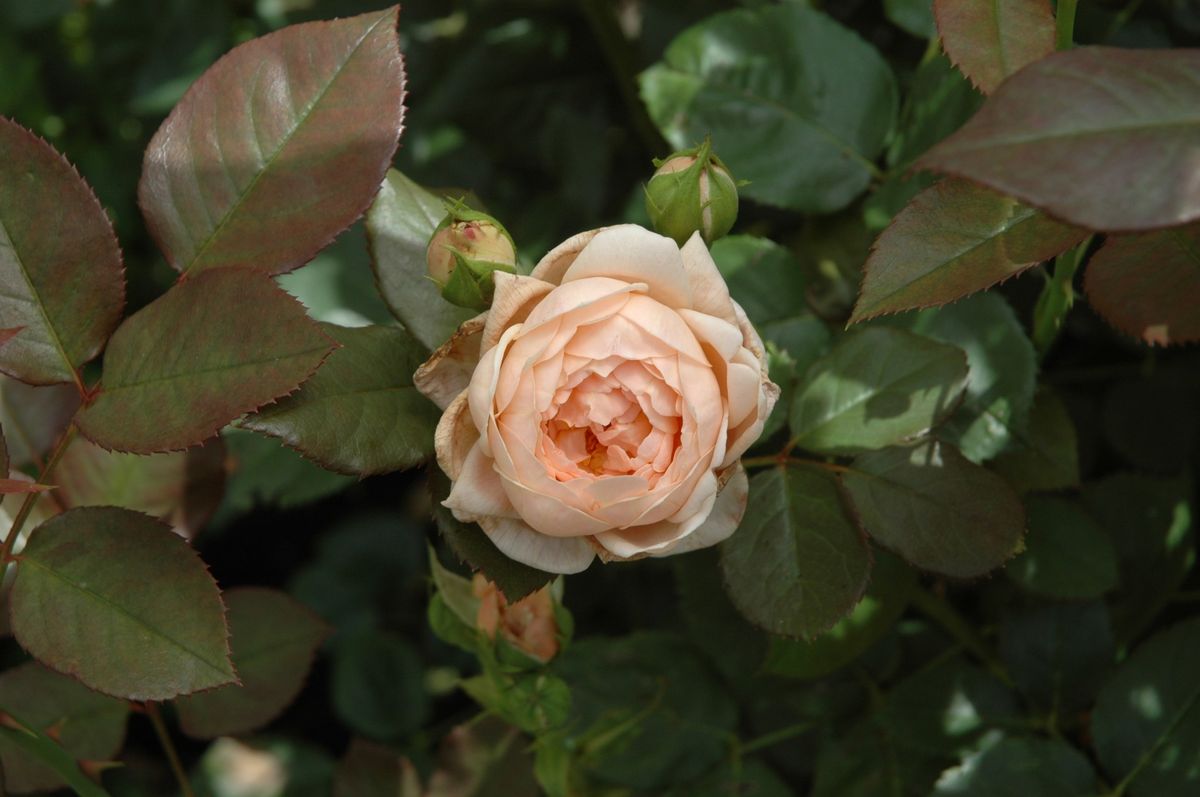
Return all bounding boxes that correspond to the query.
[146,703,194,797]
[1032,236,1092,359]
[0,425,77,572]
[1056,0,1079,50]
[910,586,1014,688]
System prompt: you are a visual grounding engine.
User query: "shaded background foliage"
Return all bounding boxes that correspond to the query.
[1,0,1199,795]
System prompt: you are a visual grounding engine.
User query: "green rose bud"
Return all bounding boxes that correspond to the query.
[644,138,739,246]
[426,203,517,311]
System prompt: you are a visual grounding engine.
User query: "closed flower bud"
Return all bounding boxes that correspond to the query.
[472,573,559,662]
[645,139,738,246]
[426,204,517,311]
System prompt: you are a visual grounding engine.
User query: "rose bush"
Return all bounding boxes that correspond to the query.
[416,224,779,573]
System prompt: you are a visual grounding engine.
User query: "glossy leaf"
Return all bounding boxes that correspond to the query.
[75,269,336,454]
[991,388,1079,493]
[853,180,1085,323]
[176,588,329,739]
[0,376,78,468]
[842,441,1024,578]
[920,48,1200,231]
[639,4,897,213]
[720,466,871,638]
[886,294,1037,462]
[139,8,405,276]
[790,327,968,454]
[0,662,128,794]
[933,737,1098,796]
[242,323,438,476]
[366,169,474,350]
[0,721,110,797]
[216,428,353,518]
[1006,496,1118,599]
[709,235,809,327]
[933,0,1056,94]
[1082,473,1196,644]
[0,116,124,387]
[764,550,915,679]
[999,602,1114,713]
[9,506,235,700]
[1084,223,1200,346]
[1092,617,1200,796]
[53,437,226,538]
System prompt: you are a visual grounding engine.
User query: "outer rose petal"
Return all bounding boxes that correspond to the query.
[481,272,555,355]
[414,314,486,410]
[530,228,602,285]
[561,225,693,310]
[652,463,748,557]
[435,390,476,480]
[680,232,739,325]
[444,441,516,521]
[478,516,595,574]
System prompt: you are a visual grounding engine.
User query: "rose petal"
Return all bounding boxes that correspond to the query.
[726,359,761,429]
[468,324,522,454]
[443,440,516,521]
[561,225,693,309]
[677,308,742,362]
[414,315,486,410]
[478,516,595,574]
[652,463,749,557]
[481,272,555,354]
[435,389,476,480]
[680,232,739,325]
[530,228,603,285]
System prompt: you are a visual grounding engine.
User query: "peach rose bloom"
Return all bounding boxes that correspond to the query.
[416,225,779,574]
[472,574,559,662]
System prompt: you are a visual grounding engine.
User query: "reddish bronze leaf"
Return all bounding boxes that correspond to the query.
[1084,224,1200,346]
[920,48,1200,232]
[52,436,227,538]
[0,376,80,469]
[934,0,1055,94]
[852,179,1086,322]
[0,117,125,388]
[75,269,336,454]
[139,7,405,276]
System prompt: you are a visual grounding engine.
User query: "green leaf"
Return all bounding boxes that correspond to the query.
[0,662,128,794]
[720,465,871,638]
[9,506,235,700]
[215,428,354,518]
[1092,617,1200,796]
[0,116,124,387]
[553,633,736,791]
[709,235,809,327]
[331,631,429,741]
[812,716,948,797]
[0,376,78,468]
[430,470,554,601]
[333,739,420,797]
[999,602,1114,714]
[129,0,231,115]
[139,8,405,276]
[842,440,1024,578]
[885,293,1037,462]
[991,388,1079,493]
[1006,496,1119,599]
[1082,473,1196,644]
[241,323,439,476]
[75,269,336,454]
[428,544,481,629]
[175,587,330,739]
[764,550,915,679]
[885,0,936,38]
[639,4,897,213]
[366,169,475,350]
[933,0,1056,95]
[790,327,968,455]
[54,437,226,538]
[0,720,111,797]
[275,222,394,328]
[461,672,571,736]
[920,48,1200,231]
[853,180,1086,323]
[887,53,983,172]
[933,736,1099,796]
[1084,223,1200,346]
[672,548,766,684]
[663,761,791,797]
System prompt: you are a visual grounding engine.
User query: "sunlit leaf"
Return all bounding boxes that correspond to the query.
[842,440,1024,578]
[640,3,896,213]
[720,465,870,638]
[1084,223,1200,346]
[139,8,405,276]
[790,327,968,455]
[10,507,235,700]
[242,323,438,476]
[920,48,1200,231]
[176,588,329,739]
[75,269,336,454]
[0,116,124,387]
[853,180,1085,323]
[933,0,1056,94]
[933,736,1098,796]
